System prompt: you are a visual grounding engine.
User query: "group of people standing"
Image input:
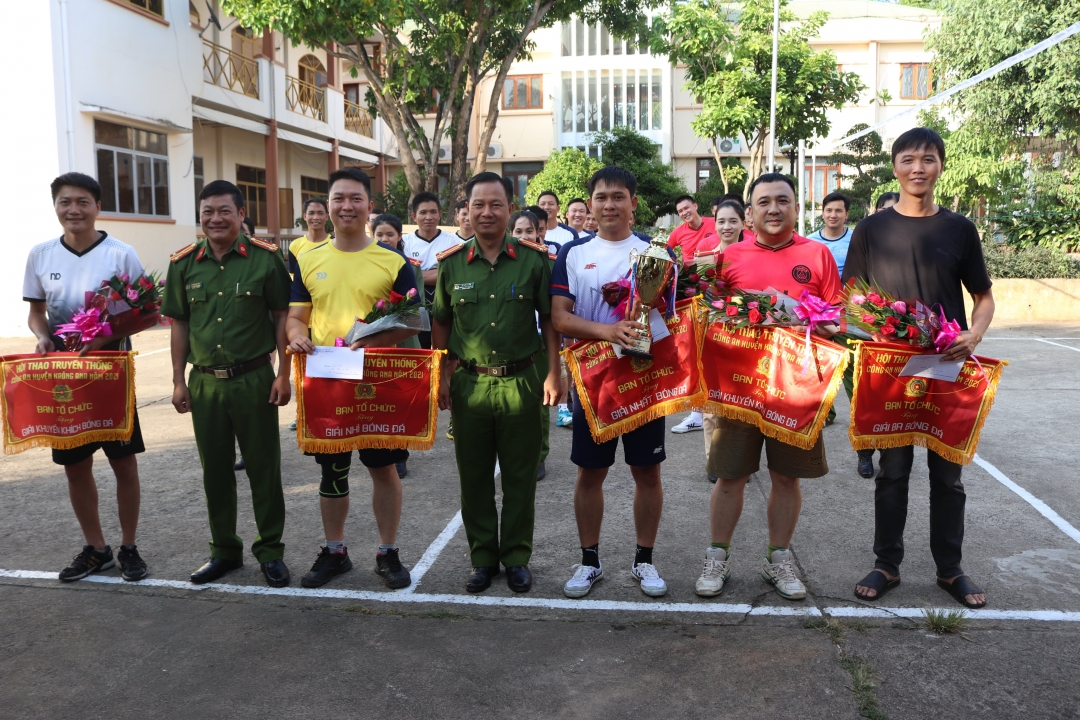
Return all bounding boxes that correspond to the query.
[23,126,993,609]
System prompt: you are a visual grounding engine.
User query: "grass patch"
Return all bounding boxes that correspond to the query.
[924,607,969,635]
[840,655,888,720]
[342,605,401,616]
[421,610,468,621]
[806,618,845,644]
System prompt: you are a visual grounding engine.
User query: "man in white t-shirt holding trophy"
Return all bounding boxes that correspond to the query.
[551,166,671,599]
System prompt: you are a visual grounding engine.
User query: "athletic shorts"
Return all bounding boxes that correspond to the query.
[706,417,827,480]
[51,410,145,466]
[307,448,408,469]
[570,392,666,468]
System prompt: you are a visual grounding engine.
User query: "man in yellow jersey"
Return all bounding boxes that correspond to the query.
[286,168,421,590]
[289,198,331,266]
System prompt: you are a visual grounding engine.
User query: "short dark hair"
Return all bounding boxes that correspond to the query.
[747,173,796,202]
[371,213,403,236]
[537,190,559,205]
[242,216,256,235]
[714,199,746,223]
[510,210,541,233]
[454,199,468,212]
[328,167,372,196]
[719,192,745,207]
[411,191,441,214]
[567,197,588,210]
[50,172,101,202]
[526,205,548,223]
[588,166,637,197]
[200,179,245,209]
[464,171,514,202]
[710,196,723,209]
[891,127,946,168]
[875,191,900,210]
[303,197,328,213]
[674,194,696,207]
[821,192,850,211]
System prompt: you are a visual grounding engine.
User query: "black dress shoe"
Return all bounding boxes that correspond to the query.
[466,566,499,593]
[506,565,533,593]
[261,559,291,588]
[857,450,875,479]
[190,557,243,584]
[234,458,246,471]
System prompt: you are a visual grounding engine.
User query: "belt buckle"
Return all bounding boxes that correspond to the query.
[213,368,231,379]
[489,365,506,377]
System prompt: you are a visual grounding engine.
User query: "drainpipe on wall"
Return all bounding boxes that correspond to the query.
[59,0,75,172]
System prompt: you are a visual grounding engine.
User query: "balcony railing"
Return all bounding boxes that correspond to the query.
[202,40,259,99]
[344,98,374,138]
[286,76,326,122]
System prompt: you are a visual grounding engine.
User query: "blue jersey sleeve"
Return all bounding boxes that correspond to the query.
[550,242,574,300]
[393,258,420,305]
[289,256,312,304]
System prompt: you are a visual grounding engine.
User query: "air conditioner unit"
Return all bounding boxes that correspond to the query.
[437,146,450,161]
[487,143,503,159]
[718,138,741,154]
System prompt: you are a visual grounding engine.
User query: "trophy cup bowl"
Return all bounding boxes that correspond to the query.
[622,236,676,360]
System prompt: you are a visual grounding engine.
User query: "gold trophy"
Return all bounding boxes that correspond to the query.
[622,235,677,360]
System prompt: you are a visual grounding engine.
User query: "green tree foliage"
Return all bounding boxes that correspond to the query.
[223,0,654,206]
[374,171,412,219]
[651,0,864,187]
[524,148,604,209]
[830,124,892,223]
[694,159,748,210]
[590,126,688,226]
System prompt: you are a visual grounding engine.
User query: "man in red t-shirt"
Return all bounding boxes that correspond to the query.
[666,195,717,265]
[694,173,839,603]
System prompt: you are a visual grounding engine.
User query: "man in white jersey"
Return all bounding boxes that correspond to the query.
[537,191,580,246]
[551,166,670,599]
[401,192,462,347]
[22,172,148,583]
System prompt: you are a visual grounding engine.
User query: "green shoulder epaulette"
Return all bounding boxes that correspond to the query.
[170,243,198,263]
[436,243,467,261]
[250,237,280,253]
[516,238,548,254]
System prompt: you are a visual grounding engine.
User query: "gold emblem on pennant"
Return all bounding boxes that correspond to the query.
[630,356,653,373]
[53,385,73,403]
[904,378,929,398]
[755,356,772,375]
[354,383,376,400]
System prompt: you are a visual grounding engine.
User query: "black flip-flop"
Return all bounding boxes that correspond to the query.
[937,575,987,609]
[854,569,900,602]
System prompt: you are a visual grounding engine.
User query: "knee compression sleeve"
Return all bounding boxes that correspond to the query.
[319,457,351,498]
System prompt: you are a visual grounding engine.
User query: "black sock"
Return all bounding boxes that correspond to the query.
[581,544,600,568]
[634,545,653,567]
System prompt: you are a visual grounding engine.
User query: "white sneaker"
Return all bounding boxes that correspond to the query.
[695,546,732,597]
[671,413,703,434]
[631,562,668,597]
[760,549,806,600]
[564,563,603,598]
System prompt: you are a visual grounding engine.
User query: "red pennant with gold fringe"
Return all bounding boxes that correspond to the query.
[293,348,443,453]
[700,324,849,449]
[564,298,706,444]
[849,342,1006,465]
[1,351,136,455]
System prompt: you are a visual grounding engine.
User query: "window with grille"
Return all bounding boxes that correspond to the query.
[124,0,164,18]
[236,165,267,227]
[503,75,543,110]
[301,176,329,206]
[94,119,170,217]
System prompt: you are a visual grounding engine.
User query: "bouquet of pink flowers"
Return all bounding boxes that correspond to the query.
[708,290,794,327]
[842,279,935,346]
[57,272,165,350]
[342,288,428,345]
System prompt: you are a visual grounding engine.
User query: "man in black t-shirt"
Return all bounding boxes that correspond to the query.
[843,127,995,610]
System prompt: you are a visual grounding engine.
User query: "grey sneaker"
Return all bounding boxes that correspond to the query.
[695,546,731,597]
[760,549,806,600]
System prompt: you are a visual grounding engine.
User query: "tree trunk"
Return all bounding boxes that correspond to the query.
[710,140,729,194]
[447,75,477,210]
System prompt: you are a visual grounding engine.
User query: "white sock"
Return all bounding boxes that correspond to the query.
[685,411,703,424]
[327,539,345,554]
[558,403,568,411]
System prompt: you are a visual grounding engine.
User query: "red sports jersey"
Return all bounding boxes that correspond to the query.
[667,217,717,264]
[719,234,841,302]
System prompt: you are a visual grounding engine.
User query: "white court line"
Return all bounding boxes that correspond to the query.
[980,337,1080,341]
[974,454,1080,546]
[134,347,169,358]
[402,510,463,593]
[5,568,1080,621]
[1035,339,1080,354]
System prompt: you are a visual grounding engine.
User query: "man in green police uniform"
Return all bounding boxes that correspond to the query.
[432,172,562,594]
[162,180,293,588]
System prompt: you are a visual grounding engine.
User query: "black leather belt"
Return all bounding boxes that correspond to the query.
[194,354,271,379]
[463,354,535,377]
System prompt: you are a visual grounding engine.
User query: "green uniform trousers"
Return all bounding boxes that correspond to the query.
[450,360,543,568]
[189,363,286,562]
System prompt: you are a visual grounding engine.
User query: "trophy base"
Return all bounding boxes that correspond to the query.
[620,336,653,361]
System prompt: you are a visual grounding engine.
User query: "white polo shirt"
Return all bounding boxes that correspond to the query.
[401,229,463,271]
[23,232,145,333]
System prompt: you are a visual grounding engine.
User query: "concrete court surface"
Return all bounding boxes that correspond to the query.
[1,325,1079,719]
